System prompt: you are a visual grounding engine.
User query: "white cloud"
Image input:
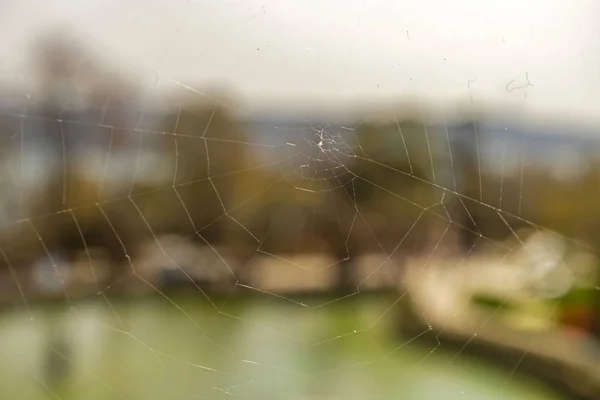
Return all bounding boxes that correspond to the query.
[0,0,599,123]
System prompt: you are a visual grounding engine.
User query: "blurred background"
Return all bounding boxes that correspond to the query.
[0,1,600,399]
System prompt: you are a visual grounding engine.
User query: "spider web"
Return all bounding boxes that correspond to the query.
[0,14,597,400]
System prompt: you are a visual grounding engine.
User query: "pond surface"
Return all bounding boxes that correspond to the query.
[0,293,562,400]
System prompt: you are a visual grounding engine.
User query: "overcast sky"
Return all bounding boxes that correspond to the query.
[0,0,599,123]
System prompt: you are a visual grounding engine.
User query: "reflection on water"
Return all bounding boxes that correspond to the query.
[0,295,561,400]
[45,317,71,386]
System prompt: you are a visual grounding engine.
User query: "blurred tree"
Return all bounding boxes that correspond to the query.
[32,28,142,127]
[349,118,440,254]
[129,94,259,267]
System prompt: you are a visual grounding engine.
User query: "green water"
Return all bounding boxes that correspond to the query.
[0,294,562,400]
